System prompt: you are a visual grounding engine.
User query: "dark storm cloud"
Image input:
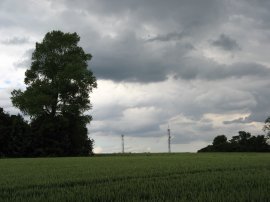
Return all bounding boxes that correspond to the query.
[88,29,270,83]
[87,31,170,82]
[231,0,270,30]
[174,61,270,80]
[63,0,225,23]
[91,53,168,83]
[1,0,270,83]
[3,0,264,83]
[211,34,241,51]
[58,0,229,82]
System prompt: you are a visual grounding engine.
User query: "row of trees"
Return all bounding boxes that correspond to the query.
[198,130,270,152]
[0,31,97,157]
[0,108,94,157]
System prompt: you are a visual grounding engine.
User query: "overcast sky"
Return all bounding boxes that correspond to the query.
[1,0,270,153]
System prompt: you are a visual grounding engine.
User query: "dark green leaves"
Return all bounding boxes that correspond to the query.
[11,30,97,119]
[9,30,96,156]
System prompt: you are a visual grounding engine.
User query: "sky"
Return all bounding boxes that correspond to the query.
[1,0,270,153]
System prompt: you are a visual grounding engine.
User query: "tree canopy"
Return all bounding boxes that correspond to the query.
[11,30,97,119]
[0,108,31,157]
[8,31,97,156]
[212,135,227,146]
[198,131,270,152]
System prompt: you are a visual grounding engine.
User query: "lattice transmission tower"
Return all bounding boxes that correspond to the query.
[121,134,125,153]
[168,126,171,153]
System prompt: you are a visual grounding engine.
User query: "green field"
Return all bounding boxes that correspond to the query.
[0,153,269,202]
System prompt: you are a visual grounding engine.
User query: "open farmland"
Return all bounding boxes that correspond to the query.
[0,153,269,202]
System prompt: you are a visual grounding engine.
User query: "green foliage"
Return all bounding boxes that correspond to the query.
[9,30,97,156]
[0,153,269,201]
[30,115,93,156]
[0,108,31,157]
[198,131,270,152]
[11,30,97,118]
[212,135,227,146]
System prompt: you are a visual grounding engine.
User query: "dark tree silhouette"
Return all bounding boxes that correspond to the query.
[10,31,97,156]
[198,131,270,152]
[213,135,227,146]
[0,108,31,157]
[11,31,97,118]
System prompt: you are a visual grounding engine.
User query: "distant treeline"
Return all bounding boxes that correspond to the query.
[198,131,270,152]
[0,108,93,157]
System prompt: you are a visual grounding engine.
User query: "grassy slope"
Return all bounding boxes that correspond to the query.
[0,153,269,202]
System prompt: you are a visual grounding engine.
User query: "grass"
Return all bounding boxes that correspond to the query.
[0,153,269,201]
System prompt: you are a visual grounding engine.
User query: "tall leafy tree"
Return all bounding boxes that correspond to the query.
[11,31,97,118]
[11,31,97,156]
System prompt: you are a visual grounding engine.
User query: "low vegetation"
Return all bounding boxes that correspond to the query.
[0,153,269,201]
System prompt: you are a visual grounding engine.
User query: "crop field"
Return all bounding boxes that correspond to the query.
[0,153,269,202]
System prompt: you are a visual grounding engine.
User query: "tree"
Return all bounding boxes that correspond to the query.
[212,135,227,146]
[198,131,270,152]
[11,31,97,156]
[238,131,251,145]
[11,31,97,118]
[263,117,270,139]
[0,108,31,157]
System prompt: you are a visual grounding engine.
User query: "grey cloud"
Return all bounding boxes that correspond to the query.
[14,59,31,69]
[1,0,261,83]
[2,0,270,151]
[91,33,270,82]
[229,0,270,30]
[211,34,241,51]
[91,105,124,120]
[89,76,266,143]
[57,0,228,46]
[223,117,248,125]
[173,58,270,81]
[86,27,269,82]
[146,31,187,42]
[88,31,170,82]
[171,123,215,144]
[91,55,167,83]
[242,90,270,123]
[91,105,167,138]
[0,88,20,115]
[1,37,30,45]
[223,79,270,124]
[14,49,33,69]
